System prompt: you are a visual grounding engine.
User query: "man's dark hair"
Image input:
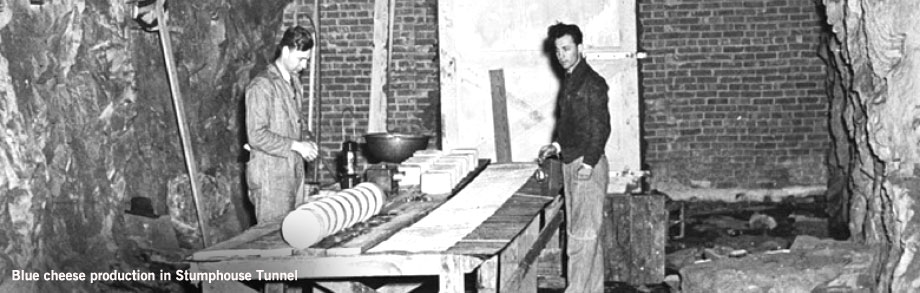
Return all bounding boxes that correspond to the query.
[275,26,314,59]
[547,22,583,45]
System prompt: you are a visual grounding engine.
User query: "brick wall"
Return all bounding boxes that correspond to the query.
[639,0,830,189]
[283,0,439,183]
[278,0,829,188]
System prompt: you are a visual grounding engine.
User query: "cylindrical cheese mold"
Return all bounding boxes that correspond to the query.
[282,183,387,249]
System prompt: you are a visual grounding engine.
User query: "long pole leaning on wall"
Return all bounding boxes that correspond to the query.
[135,0,211,247]
[312,0,322,182]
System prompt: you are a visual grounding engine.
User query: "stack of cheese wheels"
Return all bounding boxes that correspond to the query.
[281,182,387,249]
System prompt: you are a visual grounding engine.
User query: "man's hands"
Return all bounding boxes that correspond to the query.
[291,141,319,161]
[538,143,593,179]
[538,144,558,163]
[577,163,593,180]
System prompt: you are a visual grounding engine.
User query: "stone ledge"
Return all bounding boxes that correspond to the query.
[657,185,826,202]
[680,236,879,293]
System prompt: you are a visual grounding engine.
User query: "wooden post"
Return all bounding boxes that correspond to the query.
[476,256,498,293]
[310,0,324,181]
[489,69,512,163]
[439,255,465,293]
[368,0,391,133]
[438,0,459,150]
[603,194,667,285]
[153,0,210,247]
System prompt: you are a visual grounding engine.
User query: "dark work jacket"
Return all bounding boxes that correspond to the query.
[245,64,305,194]
[554,59,611,167]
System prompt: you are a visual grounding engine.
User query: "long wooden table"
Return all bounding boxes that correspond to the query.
[187,162,564,292]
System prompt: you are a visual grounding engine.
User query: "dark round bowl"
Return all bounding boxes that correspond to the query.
[363,133,430,163]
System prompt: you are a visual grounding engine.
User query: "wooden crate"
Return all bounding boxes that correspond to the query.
[603,194,667,285]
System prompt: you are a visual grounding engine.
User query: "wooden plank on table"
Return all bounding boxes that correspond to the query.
[494,200,549,216]
[368,163,536,253]
[451,222,548,256]
[368,0,390,132]
[464,221,528,240]
[498,207,541,292]
[192,247,293,261]
[194,162,496,260]
[307,199,444,256]
[446,190,555,256]
[500,200,564,292]
[192,254,483,279]
[445,241,508,256]
[309,160,491,255]
[484,214,534,223]
[490,69,512,163]
[191,222,290,260]
[518,177,544,196]
[536,197,565,283]
[506,194,553,205]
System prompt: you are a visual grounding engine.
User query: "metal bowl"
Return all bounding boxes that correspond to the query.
[363,132,430,163]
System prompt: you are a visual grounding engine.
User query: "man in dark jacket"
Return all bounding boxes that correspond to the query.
[245,25,318,223]
[539,22,611,293]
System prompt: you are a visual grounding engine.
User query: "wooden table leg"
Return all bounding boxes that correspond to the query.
[440,255,465,292]
[202,281,258,293]
[477,256,499,293]
[265,282,303,293]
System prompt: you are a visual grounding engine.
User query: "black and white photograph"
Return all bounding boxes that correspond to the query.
[0,0,916,292]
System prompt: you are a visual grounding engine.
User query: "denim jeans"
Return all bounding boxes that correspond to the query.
[563,155,608,293]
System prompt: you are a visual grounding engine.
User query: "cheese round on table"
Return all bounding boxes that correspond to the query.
[281,183,387,249]
[281,208,326,250]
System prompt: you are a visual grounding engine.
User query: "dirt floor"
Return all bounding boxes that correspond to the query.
[540,194,833,293]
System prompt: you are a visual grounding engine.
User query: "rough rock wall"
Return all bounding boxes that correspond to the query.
[0,0,287,291]
[823,0,920,291]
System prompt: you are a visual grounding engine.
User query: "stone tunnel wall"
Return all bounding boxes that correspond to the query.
[0,0,287,291]
[822,0,920,291]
